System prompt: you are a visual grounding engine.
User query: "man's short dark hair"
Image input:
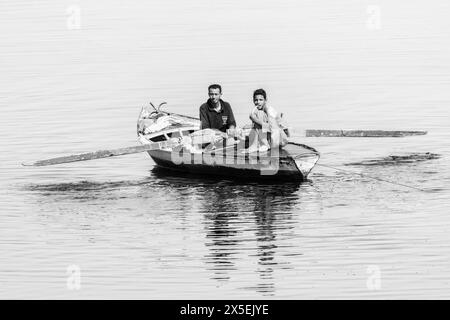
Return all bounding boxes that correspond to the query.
[253,88,267,100]
[208,84,222,93]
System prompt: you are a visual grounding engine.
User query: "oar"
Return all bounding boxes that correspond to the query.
[305,129,427,137]
[237,126,428,138]
[22,140,180,167]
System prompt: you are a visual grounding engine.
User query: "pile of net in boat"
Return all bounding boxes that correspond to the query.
[137,109,200,135]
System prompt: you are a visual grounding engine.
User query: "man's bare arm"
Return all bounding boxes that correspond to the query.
[249,113,264,127]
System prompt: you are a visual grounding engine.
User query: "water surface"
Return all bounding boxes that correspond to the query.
[1,0,450,299]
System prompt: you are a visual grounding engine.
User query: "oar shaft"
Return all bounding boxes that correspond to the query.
[23,140,178,167]
[166,112,200,121]
[305,129,427,137]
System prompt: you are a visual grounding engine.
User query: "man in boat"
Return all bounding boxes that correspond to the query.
[199,84,236,134]
[246,88,289,153]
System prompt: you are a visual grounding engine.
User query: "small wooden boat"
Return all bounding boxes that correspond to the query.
[137,106,320,181]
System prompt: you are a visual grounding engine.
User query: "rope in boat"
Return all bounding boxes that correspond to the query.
[316,163,427,192]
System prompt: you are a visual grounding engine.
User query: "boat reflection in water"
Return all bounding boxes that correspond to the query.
[151,167,307,296]
[26,167,318,297]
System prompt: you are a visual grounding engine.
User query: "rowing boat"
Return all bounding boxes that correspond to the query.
[137,107,320,181]
[23,103,426,190]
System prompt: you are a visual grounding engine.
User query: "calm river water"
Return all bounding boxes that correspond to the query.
[1,0,450,299]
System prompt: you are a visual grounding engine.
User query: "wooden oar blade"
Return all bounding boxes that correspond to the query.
[22,140,178,167]
[305,129,427,137]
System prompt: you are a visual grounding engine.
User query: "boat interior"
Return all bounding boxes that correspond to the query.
[136,105,318,160]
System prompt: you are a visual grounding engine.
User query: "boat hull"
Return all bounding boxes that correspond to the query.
[146,143,319,181]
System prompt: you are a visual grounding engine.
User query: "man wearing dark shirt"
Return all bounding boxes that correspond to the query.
[199,84,236,133]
